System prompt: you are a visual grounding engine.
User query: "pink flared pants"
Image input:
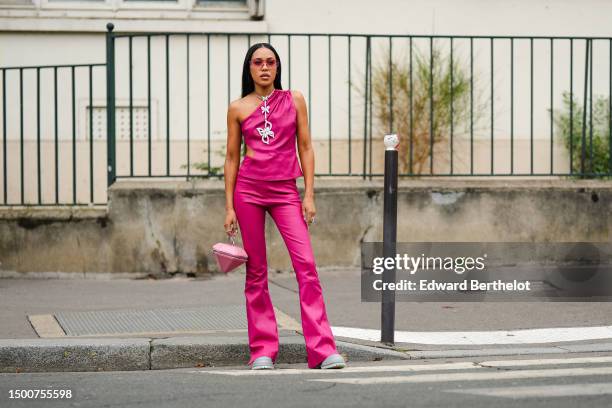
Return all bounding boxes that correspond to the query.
[233,175,338,369]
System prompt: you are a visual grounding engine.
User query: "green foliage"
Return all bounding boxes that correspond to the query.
[357,41,485,174]
[181,144,226,179]
[554,91,611,178]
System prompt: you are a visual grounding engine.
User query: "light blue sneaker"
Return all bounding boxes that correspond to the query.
[319,353,346,369]
[251,356,274,370]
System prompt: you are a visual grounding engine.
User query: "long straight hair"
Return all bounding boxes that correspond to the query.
[241,43,283,98]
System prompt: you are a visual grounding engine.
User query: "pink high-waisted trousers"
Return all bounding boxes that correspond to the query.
[233,174,339,369]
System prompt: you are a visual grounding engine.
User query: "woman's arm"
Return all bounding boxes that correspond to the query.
[224,102,242,234]
[292,90,316,225]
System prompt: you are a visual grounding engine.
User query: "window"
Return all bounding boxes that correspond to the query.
[196,0,247,6]
[0,0,34,4]
[0,0,263,31]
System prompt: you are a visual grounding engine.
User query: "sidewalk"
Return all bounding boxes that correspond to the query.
[1,268,612,372]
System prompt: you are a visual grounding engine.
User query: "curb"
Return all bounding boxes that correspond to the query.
[333,335,612,359]
[4,335,612,373]
[0,334,407,373]
[0,338,150,373]
[402,341,612,359]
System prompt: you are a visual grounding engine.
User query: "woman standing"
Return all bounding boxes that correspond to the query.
[224,42,346,370]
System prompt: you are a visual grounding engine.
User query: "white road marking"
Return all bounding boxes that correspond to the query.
[332,325,612,345]
[482,356,612,367]
[308,366,612,385]
[190,362,481,376]
[190,356,612,376]
[447,382,612,398]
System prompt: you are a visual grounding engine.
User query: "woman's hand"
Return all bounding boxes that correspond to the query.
[224,209,239,237]
[302,195,316,228]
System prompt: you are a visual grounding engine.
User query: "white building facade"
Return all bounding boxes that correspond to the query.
[1,0,610,205]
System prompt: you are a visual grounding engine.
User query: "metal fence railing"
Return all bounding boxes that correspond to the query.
[1,25,611,206]
[0,62,106,207]
[105,26,612,184]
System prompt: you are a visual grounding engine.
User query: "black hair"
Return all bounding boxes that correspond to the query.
[241,43,283,97]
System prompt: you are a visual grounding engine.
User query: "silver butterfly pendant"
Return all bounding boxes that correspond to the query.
[257,120,275,144]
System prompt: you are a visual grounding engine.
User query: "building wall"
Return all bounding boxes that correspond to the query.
[266,0,612,37]
[0,1,610,205]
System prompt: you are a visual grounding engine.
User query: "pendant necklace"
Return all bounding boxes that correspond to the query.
[255,89,275,144]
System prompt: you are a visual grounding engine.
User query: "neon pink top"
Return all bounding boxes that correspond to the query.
[238,89,304,181]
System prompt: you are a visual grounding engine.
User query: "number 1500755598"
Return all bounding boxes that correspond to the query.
[9,389,72,399]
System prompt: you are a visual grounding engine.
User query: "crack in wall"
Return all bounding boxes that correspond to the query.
[143,198,170,275]
[353,189,381,266]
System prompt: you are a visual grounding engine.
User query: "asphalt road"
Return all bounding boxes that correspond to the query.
[2,352,612,408]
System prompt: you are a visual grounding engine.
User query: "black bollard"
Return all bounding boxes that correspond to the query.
[381,134,399,344]
[106,22,116,188]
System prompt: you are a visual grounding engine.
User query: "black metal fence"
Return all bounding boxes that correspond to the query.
[0,62,106,206]
[105,27,612,184]
[1,26,611,206]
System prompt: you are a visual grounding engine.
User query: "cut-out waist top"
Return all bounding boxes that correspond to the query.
[237,89,304,181]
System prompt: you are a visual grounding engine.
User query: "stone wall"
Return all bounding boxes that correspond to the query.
[1,179,610,276]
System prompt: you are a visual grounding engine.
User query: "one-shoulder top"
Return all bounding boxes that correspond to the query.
[237,89,304,181]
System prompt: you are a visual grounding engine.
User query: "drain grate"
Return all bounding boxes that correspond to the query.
[54,305,248,336]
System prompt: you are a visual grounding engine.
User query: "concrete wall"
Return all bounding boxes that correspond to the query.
[1,179,610,276]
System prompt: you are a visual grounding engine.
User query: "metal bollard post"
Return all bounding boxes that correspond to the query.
[106,22,116,188]
[381,134,399,344]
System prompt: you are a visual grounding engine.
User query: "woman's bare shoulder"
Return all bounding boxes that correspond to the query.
[289,89,305,100]
[228,95,257,122]
[228,95,249,112]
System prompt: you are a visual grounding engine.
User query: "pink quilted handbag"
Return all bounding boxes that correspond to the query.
[212,235,248,273]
